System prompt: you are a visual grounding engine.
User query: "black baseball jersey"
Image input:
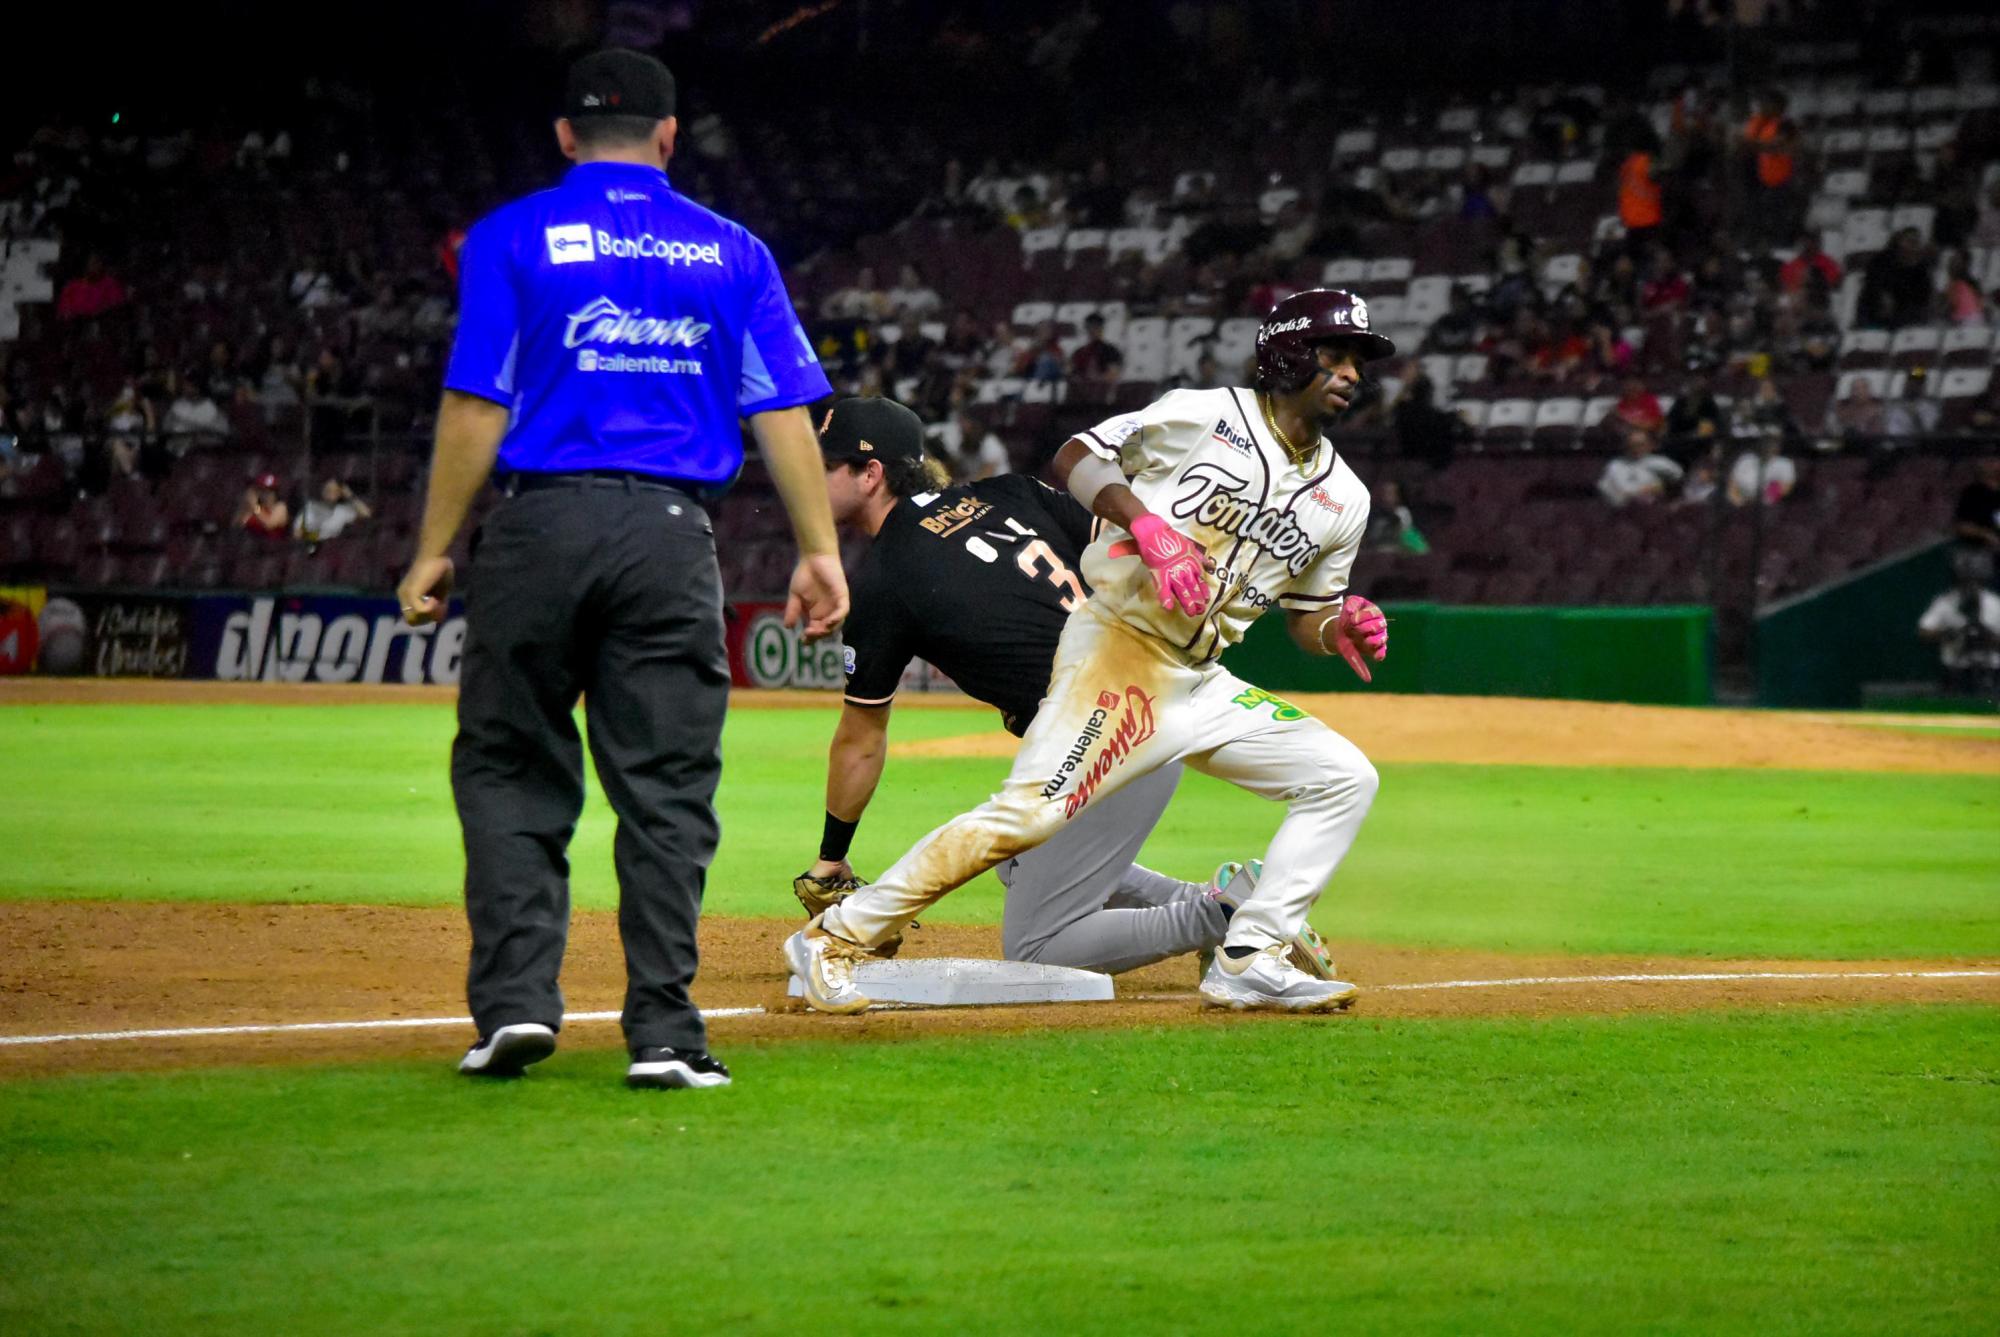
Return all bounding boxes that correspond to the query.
[841,474,1097,735]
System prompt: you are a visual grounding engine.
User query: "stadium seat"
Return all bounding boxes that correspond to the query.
[1453,352,1491,385]
[1531,398,1585,442]
[1834,368,1903,400]
[1418,354,1456,393]
[1511,162,1556,187]
[1935,366,1992,400]
[1470,144,1513,170]
[1315,258,1364,288]
[1011,300,1056,330]
[1106,228,1150,262]
[1889,325,1943,368]
[1436,107,1479,135]
[1422,147,1467,172]
[1865,126,1911,157]
[1054,301,1098,334]
[1819,168,1869,198]
[1256,188,1300,218]
[1215,318,1260,371]
[1861,89,1910,117]
[1120,317,1168,383]
[1018,227,1065,268]
[1365,256,1414,286]
[1482,398,1535,444]
[1910,86,1958,115]
[1062,229,1107,265]
[1453,399,1489,431]
[1837,328,1890,367]
[1582,395,1617,426]
[1380,148,1423,174]
[1554,160,1597,185]
[1167,316,1216,379]
[1541,253,1584,287]
[1941,325,1995,365]
[1841,208,1890,256]
[1331,129,1377,161]
[1888,202,1939,243]
[1819,128,1867,163]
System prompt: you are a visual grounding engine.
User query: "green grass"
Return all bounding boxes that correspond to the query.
[4,703,1997,958]
[2,1007,1994,1335]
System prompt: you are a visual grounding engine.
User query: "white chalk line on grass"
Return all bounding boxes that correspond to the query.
[3,969,1997,1049]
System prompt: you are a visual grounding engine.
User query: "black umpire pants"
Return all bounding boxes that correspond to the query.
[452,479,728,1054]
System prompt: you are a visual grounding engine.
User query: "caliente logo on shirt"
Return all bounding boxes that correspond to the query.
[564,298,711,376]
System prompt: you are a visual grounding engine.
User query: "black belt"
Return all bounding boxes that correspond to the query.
[503,471,707,502]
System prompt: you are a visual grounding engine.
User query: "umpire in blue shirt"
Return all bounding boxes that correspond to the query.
[398,49,847,1090]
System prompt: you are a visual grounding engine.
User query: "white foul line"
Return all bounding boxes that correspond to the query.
[2,969,1997,1049]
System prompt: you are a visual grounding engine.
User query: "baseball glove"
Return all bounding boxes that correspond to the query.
[792,870,863,919]
[791,870,906,958]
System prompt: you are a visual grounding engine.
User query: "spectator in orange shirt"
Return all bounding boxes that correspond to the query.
[1742,90,1801,243]
[1778,231,1842,296]
[1618,145,1664,251]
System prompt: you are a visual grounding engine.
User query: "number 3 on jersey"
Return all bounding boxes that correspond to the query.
[964,519,1084,611]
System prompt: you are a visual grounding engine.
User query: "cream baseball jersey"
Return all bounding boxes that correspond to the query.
[1074,386,1370,662]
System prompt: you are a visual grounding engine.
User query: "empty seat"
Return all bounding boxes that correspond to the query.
[1120,317,1169,382]
[1215,317,1260,371]
[1935,366,1992,400]
[1890,326,1944,367]
[1422,147,1466,172]
[1380,147,1423,174]
[1331,129,1377,160]
[1321,258,1366,286]
[1942,325,1995,364]
[1532,398,1585,439]
[1483,399,1535,442]
[1838,328,1891,366]
[1365,256,1414,285]
[1062,229,1107,263]
[1018,227,1065,267]
[1820,168,1869,198]
[1453,353,1491,384]
[1011,300,1056,330]
[1842,208,1891,256]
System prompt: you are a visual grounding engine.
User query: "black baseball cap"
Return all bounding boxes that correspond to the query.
[565,49,676,122]
[818,396,926,466]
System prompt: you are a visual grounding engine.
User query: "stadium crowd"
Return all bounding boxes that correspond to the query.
[0,1,1996,660]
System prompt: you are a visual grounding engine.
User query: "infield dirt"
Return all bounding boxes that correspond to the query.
[3,680,1994,1077]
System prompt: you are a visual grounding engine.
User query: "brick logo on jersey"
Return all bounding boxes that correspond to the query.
[1042,684,1157,818]
[1210,417,1255,454]
[1169,463,1323,576]
[919,495,992,537]
[545,223,595,265]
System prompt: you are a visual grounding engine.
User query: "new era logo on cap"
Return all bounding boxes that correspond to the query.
[545,223,594,265]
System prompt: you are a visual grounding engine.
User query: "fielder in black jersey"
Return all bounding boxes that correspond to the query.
[797,397,1339,978]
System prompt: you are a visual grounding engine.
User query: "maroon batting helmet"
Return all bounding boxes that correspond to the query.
[1255,288,1397,392]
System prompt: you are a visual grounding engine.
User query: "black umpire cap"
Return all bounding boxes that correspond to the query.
[819,396,926,466]
[566,48,677,121]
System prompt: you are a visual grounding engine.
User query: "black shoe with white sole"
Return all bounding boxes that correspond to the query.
[626,1047,732,1090]
[458,1022,558,1077]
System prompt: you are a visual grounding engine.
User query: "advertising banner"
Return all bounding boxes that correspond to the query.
[189,593,469,685]
[37,589,191,678]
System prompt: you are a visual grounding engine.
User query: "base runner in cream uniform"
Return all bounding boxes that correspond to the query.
[787,289,1396,1013]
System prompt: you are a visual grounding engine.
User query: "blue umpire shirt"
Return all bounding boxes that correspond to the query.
[444,160,832,486]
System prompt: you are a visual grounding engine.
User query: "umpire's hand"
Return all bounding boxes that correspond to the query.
[398,556,456,626]
[787,553,849,642]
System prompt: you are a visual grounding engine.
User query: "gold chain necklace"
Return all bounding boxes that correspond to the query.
[1257,391,1320,468]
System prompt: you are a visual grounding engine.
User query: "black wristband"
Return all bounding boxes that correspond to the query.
[820,812,859,863]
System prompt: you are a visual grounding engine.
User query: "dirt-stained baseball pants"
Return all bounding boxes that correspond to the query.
[999,763,1226,976]
[823,603,1378,953]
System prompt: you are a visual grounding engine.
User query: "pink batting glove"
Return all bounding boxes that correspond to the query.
[1334,594,1388,683]
[1128,514,1211,617]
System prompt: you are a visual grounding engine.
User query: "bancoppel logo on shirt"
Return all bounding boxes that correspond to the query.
[595,231,724,266]
[545,223,594,265]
